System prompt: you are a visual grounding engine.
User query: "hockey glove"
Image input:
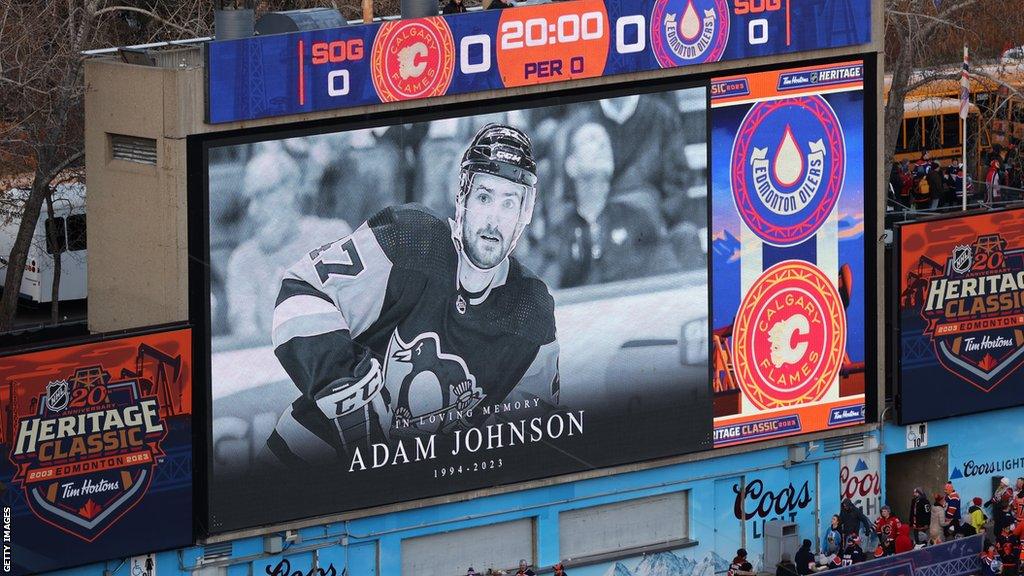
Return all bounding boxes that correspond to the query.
[314,351,385,420]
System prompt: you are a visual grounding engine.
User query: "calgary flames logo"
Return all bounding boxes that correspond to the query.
[651,0,730,67]
[731,95,846,246]
[371,18,455,102]
[382,331,485,438]
[732,260,847,410]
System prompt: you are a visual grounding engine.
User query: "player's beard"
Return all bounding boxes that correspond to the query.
[463,224,511,270]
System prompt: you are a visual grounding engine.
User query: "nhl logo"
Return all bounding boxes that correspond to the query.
[730,95,846,246]
[455,294,467,315]
[45,380,70,413]
[651,0,730,68]
[951,245,973,275]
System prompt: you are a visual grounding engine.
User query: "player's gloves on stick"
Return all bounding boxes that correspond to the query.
[314,351,385,420]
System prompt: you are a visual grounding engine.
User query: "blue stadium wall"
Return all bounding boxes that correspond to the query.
[47,432,883,576]
[882,404,1024,512]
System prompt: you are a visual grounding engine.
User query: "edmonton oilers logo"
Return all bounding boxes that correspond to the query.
[731,96,846,246]
[651,0,730,68]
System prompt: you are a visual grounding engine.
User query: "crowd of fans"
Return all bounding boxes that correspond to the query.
[889,145,1024,211]
[209,92,707,340]
[763,478,1024,576]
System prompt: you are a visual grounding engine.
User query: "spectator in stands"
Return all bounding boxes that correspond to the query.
[889,162,903,203]
[466,568,477,576]
[911,487,932,545]
[970,497,990,538]
[825,514,844,556]
[839,534,866,566]
[1014,478,1024,519]
[485,0,514,8]
[926,161,944,208]
[795,539,815,575]
[895,524,914,554]
[912,172,932,210]
[442,0,467,14]
[225,151,352,342]
[840,498,875,542]
[516,560,535,576]
[987,159,1003,201]
[318,126,410,226]
[553,122,679,288]
[898,160,915,205]
[914,151,932,178]
[729,549,756,576]
[553,563,569,576]
[875,505,902,556]
[945,482,963,539]
[548,95,697,234]
[998,525,1020,576]
[982,543,1003,576]
[776,553,798,576]
[990,478,1019,539]
[930,493,949,544]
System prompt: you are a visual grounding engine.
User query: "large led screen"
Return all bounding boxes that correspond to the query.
[0,328,192,575]
[206,88,714,532]
[897,207,1024,424]
[709,61,868,447]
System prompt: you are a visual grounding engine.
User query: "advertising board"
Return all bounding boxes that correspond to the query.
[897,207,1024,423]
[205,0,873,123]
[0,328,192,575]
[709,61,868,447]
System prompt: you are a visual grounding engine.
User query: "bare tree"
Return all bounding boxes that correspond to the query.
[0,0,461,331]
[884,0,1024,173]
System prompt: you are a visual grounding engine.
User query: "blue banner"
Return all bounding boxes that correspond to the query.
[827,535,982,576]
[206,0,871,123]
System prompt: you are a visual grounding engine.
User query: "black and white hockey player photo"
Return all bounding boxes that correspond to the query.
[265,124,561,466]
[206,90,713,529]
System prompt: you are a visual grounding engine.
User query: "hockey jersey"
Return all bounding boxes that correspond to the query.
[266,204,560,464]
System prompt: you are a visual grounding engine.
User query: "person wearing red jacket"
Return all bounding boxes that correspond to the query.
[894,524,914,554]
[875,506,903,556]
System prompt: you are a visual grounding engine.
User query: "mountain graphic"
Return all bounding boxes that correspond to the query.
[710,552,730,572]
[604,562,635,576]
[854,459,869,472]
[950,467,964,480]
[712,229,742,263]
[633,551,697,576]
[693,551,731,576]
[837,212,865,241]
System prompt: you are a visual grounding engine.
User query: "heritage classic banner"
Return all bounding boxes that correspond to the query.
[897,207,1024,424]
[205,0,872,124]
[709,61,867,447]
[0,328,192,575]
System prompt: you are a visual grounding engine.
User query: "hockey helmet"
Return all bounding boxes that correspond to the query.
[453,123,538,267]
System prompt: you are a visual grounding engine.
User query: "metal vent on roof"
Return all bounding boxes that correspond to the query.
[824,434,867,453]
[110,134,157,165]
[201,541,233,563]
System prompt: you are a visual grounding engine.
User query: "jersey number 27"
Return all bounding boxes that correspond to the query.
[309,238,364,283]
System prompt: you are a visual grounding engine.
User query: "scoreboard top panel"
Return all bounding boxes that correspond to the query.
[205,0,872,124]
